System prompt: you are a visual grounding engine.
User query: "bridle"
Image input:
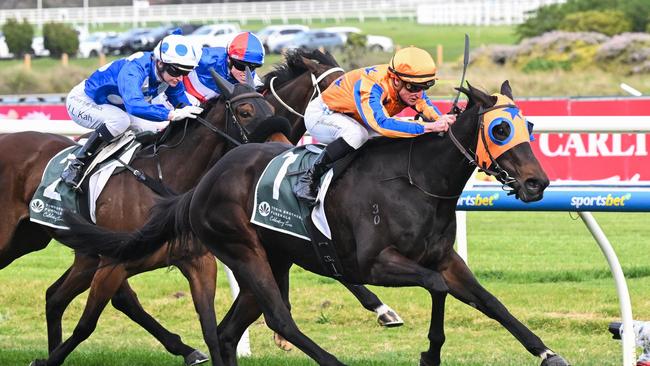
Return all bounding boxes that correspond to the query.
[269,66,345,118]
[447,103,525,191]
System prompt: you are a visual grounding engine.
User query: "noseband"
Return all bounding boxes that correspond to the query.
[448,101,532,192]
[270,66,345,118]
[194,91,267,146]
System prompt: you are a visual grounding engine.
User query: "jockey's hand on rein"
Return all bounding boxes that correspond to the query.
[169,105,204,121]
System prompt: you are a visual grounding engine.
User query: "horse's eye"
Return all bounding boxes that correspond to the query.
[240,111,251,118]
[487,118,513,145]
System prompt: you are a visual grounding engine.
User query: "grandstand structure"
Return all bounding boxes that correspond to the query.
[0,0,565,28]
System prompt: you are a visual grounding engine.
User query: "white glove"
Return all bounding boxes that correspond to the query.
[169,105,203,121]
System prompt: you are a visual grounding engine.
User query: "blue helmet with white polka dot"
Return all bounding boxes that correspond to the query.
[153,34,200,71]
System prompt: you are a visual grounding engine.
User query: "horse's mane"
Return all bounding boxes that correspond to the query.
[262,49,340,91]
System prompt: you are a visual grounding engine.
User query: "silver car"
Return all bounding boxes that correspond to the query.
[273,30,344,53]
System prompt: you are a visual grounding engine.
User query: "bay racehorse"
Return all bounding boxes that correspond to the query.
[56,81,571,366]
[2,52,393,365]
[2,69,280,366]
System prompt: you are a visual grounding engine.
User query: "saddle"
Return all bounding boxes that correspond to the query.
[30,129,173,230]
[251,144,356,278]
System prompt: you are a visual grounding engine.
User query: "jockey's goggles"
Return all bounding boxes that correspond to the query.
[163,63,191,77]
[403,80,435,93]
[230,59,261,72]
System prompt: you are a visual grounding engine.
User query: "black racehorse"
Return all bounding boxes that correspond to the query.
[5,52,393,366]
[58,80,571,366]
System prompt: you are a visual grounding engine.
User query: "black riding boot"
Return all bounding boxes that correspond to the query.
[294,137,355,203]
[61,124,113,189]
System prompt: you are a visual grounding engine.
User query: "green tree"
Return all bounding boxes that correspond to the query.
[2,18,33,57]
[43,22,79,58]
[619,0,650,32]
[559,10,632,36]
[516,0,640,40]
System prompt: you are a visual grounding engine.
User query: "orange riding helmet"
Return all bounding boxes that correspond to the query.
[388,46,437,88]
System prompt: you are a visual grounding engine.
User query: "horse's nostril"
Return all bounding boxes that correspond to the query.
[525,178,541,193]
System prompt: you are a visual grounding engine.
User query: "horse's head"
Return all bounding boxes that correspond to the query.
[460,80,549,202]
[207,67,289,143]
[262,49,345,144]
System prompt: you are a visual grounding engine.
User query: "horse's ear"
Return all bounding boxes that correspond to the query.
[467,81,496,108]
[455,85,474,109]
[244,66,255,89]
[300,56,320,74]
[500,80,514,100]
[209,67,234,99]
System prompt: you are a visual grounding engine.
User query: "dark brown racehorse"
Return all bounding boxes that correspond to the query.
[1,70,280,366]
[262,50,405,336]
[59,81,572,366]
[1,51,385,366]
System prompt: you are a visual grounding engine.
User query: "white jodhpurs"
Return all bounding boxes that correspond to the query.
[66,81,170,137]
[304,95,369,149]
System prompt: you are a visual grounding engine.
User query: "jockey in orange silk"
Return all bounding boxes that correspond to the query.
[294,46,457,203]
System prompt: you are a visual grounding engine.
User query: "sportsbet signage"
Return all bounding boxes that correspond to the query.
[457,188,649,212]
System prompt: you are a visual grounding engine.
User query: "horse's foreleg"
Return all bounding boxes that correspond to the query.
[339,282,404,327]
[272,265,295,351]
[176,253,220,366]
[217,244,344,366]
[110,280,204,365]
[217,285,262,365]
[45,255,99,352]
[442,252,570,366]
[364,246,453,366]
[420,291,447,366]
[34,264,129,366]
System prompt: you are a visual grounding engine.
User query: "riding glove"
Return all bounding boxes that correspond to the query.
[169,106,204,121]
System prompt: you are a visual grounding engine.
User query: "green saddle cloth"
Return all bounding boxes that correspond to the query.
[250,144,325,241]
[29,145,83,229]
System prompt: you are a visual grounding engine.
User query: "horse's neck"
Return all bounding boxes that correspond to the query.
[151,117,226,192]
[269,72,313,145]
[410,109,481,196]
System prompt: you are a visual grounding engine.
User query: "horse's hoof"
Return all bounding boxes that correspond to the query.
[184,349,209,366]
[541,354,571,366]
[377,309,404,328]
[419,352,438,366]
[273,332,294,351]
[29,360,47,366]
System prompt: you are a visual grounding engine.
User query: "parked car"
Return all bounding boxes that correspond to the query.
[0,33,50,58]
[78,32,116,58]
[272,30,344,53]
[0,33,11,58]
[31,36,50,57]
[186,23,240,48]
[102,28,150,56]
[261,24,309,54]
[130,24,201,52]
[324,26,394,52]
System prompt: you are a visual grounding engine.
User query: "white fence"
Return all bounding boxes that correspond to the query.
[0,0,564,27]
[418,0,566,26]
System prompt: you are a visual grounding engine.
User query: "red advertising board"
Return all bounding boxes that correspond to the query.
[401,97,650,183]
[2,97,650,183]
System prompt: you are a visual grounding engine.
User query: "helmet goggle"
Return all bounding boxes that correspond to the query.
[230,58,261,72]
[402,79,435,93]
[162,63,191,77]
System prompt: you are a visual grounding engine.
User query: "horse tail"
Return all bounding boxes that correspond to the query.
[56,189,196,262]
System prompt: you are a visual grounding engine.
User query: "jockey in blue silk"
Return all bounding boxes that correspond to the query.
[183,31,265,105]
[61,33,202,190]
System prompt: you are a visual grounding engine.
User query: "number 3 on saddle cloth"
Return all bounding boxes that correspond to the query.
[251,144,355,278]
[29,132,139,230]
